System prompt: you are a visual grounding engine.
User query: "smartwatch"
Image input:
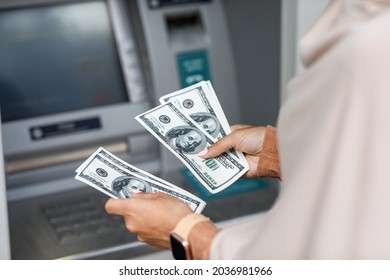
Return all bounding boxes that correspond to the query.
[170,213,209,260]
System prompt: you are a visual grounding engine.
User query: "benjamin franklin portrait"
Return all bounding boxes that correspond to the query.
[190,112,221,138]
[112,176,152,198]
[165,125,207,154]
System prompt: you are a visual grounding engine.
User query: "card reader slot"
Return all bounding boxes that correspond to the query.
[5,141,128,174]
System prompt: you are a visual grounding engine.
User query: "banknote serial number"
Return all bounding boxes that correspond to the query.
[211,266,272,276]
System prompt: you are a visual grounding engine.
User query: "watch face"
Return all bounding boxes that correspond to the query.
[170,233,188,260]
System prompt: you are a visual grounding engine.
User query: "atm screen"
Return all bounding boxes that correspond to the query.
[0,1,128,122]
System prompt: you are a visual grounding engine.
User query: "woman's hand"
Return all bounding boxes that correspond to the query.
[105,192,193,249]
[200,125,267,178]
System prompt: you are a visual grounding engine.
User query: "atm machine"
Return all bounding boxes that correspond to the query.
[0,114,11,260]
[0,0,281,259]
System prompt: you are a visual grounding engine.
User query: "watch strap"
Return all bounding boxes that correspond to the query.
[172,213,209,240]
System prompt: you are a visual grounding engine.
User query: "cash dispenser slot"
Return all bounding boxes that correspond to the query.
[165,11,206,46]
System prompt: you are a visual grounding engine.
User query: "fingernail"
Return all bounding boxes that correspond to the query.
[197,148,208,157]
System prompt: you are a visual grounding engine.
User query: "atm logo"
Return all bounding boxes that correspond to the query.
[204,159,219,171]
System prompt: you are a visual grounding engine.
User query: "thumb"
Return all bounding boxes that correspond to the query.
[198,124,254,159]
[198,134,236,159]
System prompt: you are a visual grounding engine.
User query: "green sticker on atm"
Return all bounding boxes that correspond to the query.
[177,50,211,87]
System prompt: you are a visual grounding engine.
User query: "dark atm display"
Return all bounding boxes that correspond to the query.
[0,1,128,122]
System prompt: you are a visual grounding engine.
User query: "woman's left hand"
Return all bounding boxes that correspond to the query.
[105,192,193,248]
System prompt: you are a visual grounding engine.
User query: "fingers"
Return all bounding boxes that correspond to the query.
[199,134,236,158]
[105,193,177,216]
[105,193,154,215]
[200,124,252,158]
[105,198,129,216]
[131,191,176,201]
[230,124,253,131]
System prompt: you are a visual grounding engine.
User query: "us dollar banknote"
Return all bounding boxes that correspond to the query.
[75,152,206,213]
[159,81,247,164]
[77,147,181,191]
[159,81,230,140]
[135,102,249,194]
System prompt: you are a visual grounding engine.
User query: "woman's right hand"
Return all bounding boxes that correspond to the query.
[199,125,267,178]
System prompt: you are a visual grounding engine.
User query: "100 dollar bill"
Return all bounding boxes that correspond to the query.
[159,81,230,140]
[75,152,206,213]
[88,147,181,189]
[159,81,247,163]
[135,102,248,194]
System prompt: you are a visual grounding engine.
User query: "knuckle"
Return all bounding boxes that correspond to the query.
[137,235,145,243]
[104,200,112,213]
[126,223,135,232]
